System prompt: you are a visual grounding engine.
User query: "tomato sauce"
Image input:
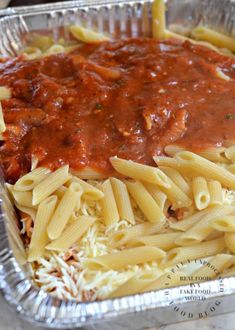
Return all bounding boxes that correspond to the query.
[1,37,235,182]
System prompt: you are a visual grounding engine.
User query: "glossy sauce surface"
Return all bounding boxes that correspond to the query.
[1,38,235,182]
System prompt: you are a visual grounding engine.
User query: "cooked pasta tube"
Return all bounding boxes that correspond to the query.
[110,157,170,187]
[27,34,53,51]
[221,265,235,277]
[142,271,186,292]
[31,155,39,171]
[190,254,233,280]
[210,215,235,232]
[46,216,96,251]
[101,179,119,226]
[54,185,67,199]
[153,156,179,169]
[125,180,165,223]
[208,180,223,206]
[170,206,218,232]
[108,270,162,298]
[191,26,235,53]
[0,86,11,100]
[84,246,166,270]
[28,195,58,261]
[47,182,82,240]
[225,232,235,253]
[6,184,33,209]
[198,147,228,163]
[14,167,51,192]
[175,205,234,246]
[165,145,185,156]
[45,44,65,55]
[192,176,210,210]
[143,182,167,210]
[158,176,192,208]
[152,0,166,39]
[70,176,104,200]
[225,146,235,163]
[70,25,110,43]
[162,237,225,267]
[128,232,179,251]
[32,165,71,205]
[15,203,36,221]
[159,166,191,197]
[110,177,135,224]
[0,102,6,134]
[109,222,166,248]
[227,164,235,175]
[23,47,42,60]
[175,151,235,189]
[71,168,108,179]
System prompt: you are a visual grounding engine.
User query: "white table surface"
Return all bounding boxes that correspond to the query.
[1,294,235,330]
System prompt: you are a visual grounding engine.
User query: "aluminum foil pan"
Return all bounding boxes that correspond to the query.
[1,0,235,328]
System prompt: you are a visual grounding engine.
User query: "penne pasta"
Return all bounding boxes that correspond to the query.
[110,177,135,224]
[191,26,235,52]
[14,167,51,192]
[70,25,110,43]
[152,0,166,39]
[128,232,179,251]
[28,196,58,261]
[54,185,67,199]
[23,47,42,60]
[32,165,71,205]
[46,216,96,251]
[0,102,6,134]
[158,176,192,208]
[101,179,119,226]
[0,86,11,100]
[108,270,162,298]
[175,151,235,189]
[125,180,165,223]
[143,182,167,210]
[71,167,108,180]
[110,157,170,188]
[142,271,186,292]
[31,155,39,171]
[15,203,36,221]
[162,237,225,267]
[47,182,82,240]
[109,222,166,248]
[198,147,228,163]
[170,206,218,232]
[153,156,180,169]
[192,176,210,210]
[45,44,65,55]
[210,215,235,232]
[84,246,166,270]
[159,166,191,197]
[175,205,234,246]
[7,186,34,209]
[191,254,233,279]
[221,266,235,277]
[208,180,223,206]
[165,145,185,156]
[224,232,235,253]
[225,146,235,163]
[70,176,104,200]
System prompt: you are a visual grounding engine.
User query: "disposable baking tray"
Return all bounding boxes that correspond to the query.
[1,0,235,328]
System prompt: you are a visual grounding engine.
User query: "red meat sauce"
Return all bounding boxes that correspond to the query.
[1,37,235,183]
